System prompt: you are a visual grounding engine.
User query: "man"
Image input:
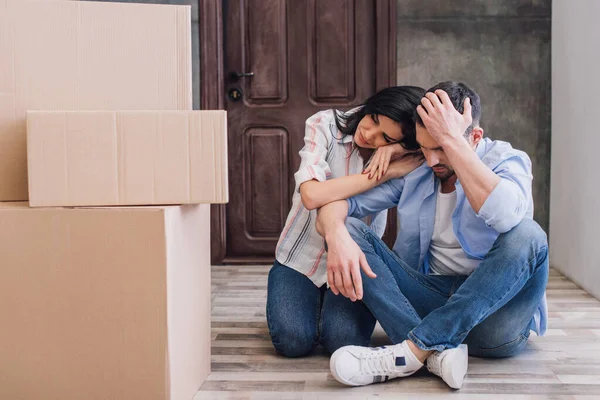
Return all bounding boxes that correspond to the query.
[316,81,548,389]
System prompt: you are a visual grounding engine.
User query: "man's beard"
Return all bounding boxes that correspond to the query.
[433,164,456,181]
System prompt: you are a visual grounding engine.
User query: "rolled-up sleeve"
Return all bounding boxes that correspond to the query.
[477,155,533,233]
[347,178,404,219]
[294,112,332,188]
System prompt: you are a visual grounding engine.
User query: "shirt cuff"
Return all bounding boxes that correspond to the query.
[347,198,356,217]
[294,165,327,186]
[477,179,511,228]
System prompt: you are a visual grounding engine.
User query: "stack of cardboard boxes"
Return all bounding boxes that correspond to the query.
[0,1,227,399]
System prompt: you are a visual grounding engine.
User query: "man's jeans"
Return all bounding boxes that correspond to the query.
[347,217,549,358]
[266,260,376,357]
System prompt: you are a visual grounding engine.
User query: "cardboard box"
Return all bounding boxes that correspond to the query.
[0,0,192,201]
[27,110,228,207]
[0,202,211,400]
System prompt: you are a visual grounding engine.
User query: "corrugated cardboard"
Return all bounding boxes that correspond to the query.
[27,110,228,207]
[0,202,211,400]
[0,0,192,201]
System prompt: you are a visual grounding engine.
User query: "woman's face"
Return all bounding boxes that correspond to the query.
[354,114,404,149]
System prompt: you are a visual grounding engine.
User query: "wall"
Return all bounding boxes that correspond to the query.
[551,0,600,298]
[396,0,551,233]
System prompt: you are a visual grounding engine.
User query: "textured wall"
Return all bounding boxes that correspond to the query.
[86,0,200,110]
[396,0,551,232]
[551,0,600,299]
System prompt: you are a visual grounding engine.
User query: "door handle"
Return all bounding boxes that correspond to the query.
[229,71,254,82]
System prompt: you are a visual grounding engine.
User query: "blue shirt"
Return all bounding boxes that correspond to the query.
[347,137,547,335]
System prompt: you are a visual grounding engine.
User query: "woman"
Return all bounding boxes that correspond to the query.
[267,86,426,357]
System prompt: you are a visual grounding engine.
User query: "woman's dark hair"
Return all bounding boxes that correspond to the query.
[334,85,426,150]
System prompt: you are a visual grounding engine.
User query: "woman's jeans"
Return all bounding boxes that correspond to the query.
[266,260,376,357]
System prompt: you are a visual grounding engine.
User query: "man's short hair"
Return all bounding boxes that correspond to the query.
[415,81,482,136]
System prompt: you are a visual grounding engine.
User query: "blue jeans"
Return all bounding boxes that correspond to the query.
[266,260,376,357]
[346,217,549,358]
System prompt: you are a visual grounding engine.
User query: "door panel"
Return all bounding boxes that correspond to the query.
[243,128,289,239]
[309,0,356,102]
[217,0,396,263]
[245,0,287,103]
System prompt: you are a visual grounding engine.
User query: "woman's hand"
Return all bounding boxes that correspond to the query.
[385,153,426,179]
[325,223,376,301]
[363,143,419,181]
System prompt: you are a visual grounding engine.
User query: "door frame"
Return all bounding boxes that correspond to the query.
[200,0,398,265]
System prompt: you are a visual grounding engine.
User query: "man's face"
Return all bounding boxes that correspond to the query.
[416,124,456,181]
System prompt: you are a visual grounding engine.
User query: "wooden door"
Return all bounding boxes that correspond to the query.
[204,0,397,264]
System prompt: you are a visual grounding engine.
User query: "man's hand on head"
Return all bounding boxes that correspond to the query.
[325,226,376,302]
[416,90,473,146]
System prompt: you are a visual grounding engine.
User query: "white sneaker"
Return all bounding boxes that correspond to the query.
[426,344,469,389]
[330,342,423,386]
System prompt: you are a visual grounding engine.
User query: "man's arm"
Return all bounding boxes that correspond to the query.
[347,176,405,220]
[439,135,500,213]
[472,156,532,232]
[441,135,532,233]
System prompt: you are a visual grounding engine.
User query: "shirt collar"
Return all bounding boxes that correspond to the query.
[475,137,487,159]
[334,107,362,145]
[338,133,355,144]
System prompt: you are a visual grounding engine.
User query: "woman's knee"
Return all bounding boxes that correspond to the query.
[267,289,317,358]
[266,301,319,357]
[319,300,376,354]
[268,322,318,358]
[266,263,321,358]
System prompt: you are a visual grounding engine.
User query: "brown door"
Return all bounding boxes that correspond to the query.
[208,0,397,264]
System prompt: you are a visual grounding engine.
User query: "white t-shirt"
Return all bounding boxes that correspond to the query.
[428,186,481,276]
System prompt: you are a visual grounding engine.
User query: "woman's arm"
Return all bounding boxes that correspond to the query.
[362,143,420,180]
[300,173,383,211]
[300,153,423,210]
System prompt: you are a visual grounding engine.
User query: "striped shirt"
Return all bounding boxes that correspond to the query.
[275,109,387,287]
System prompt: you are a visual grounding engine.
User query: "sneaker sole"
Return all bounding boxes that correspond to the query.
[442,344,469,389]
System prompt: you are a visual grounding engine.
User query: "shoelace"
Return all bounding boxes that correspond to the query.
[359,348,396,375]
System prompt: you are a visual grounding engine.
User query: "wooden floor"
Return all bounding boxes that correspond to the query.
[195,266,600,399]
